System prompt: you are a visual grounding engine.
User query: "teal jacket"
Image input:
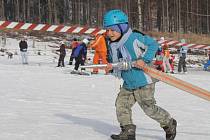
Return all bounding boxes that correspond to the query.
[108,31,158,90]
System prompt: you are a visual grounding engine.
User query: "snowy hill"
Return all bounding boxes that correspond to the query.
[0,37,210,140]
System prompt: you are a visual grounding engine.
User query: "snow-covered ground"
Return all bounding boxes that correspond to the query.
[0,38,210,140]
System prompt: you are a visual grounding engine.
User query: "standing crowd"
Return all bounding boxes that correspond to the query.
[17,34,190,76]
[54,35,108,75]
[154,37,188,74]
[17,34,189,75]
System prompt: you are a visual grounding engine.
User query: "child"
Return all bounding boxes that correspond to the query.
[104,9,177,140]
[154,46,164,71]
[169,54,175,73]
[56,42,66,67]
[178,45,188,73]
[204,50,210,71]
[71,38,89,73]
[89,33,108,74]
[69,38,79,65]
[162,43,173,73]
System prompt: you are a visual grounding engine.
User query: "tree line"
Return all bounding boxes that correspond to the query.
[0,0,210,34]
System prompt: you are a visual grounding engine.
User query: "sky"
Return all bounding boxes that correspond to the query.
[0,37,210,140]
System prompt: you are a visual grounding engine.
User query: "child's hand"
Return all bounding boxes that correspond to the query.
[105,63,113,73]
[133,60,146,69]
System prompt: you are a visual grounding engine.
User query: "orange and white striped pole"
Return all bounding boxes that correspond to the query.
[157,38,210,50]
[1,20,209,50]
[0,20,106,35]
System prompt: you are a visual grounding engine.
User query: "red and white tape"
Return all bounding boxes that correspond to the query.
[0,21,106,35]
[0,20,209,50]
[158,39,210,50]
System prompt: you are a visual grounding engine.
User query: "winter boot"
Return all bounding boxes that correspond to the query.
[163,118,177,140]
[70,69,79,74]
[69,61,73,65]
[111,124,136,140]
[91,71,98,74]
[81,68,86,71]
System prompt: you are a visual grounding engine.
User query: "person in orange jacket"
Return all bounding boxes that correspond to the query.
[162,43,173,73]
[89,33,108,74]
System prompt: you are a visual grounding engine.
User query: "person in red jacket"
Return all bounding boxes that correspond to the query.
[169,54,175,72]
[89,33,108,74]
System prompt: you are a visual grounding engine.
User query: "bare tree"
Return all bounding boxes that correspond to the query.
[15,0,19,21]
[27,0,30,22]
[23,0,26,21]
[138,0,143,30]
[207,0,209,33]
[1,0,210,34]
[38,0,41,23]
[0,0,5,20]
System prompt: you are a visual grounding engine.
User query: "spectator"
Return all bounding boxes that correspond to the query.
[19,37,28,64]
[71,38,89,73]
[69,38,79,65]
[154,45,164,71]
[162,43,173,73]
[89,33,108,74]
[177,45,188,73]
[204,50,210,71]
[56,41,66,67]
[169,54,175,73]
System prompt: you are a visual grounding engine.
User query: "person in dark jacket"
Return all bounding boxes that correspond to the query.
[69,38,79,65]
[177,45,188,73]
[56,42,66,67]
[19,37,28,64]
[71,38,89,72]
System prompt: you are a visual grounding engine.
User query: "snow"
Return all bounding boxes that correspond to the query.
[0,38,210,140]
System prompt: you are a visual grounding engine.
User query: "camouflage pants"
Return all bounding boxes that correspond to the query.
[115,83,171,127]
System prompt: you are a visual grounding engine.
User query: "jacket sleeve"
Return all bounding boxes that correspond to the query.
[90,36,102,48]
[136,33,158,63]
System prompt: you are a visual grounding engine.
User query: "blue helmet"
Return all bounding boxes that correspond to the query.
[103,9,128,28]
